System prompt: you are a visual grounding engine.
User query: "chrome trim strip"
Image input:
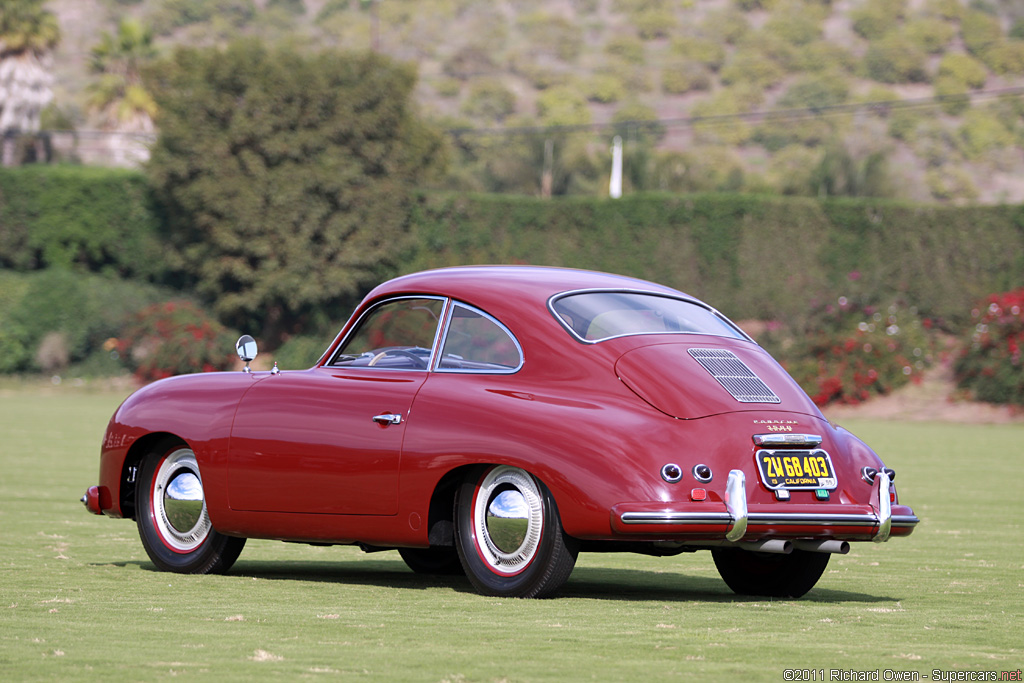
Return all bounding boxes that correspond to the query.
[618,511,915,528]
[747,513,877,526]
[724,469,748,542]
[891,515,920,527]
[873,470,892,542]
[620,512,732,525]
[546,288,755,345]
[752,433,823,448]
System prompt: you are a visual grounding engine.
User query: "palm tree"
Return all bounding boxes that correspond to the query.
[0,0,60,166]
[87,18,158,133]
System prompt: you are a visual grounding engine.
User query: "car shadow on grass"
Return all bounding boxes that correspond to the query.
[102,557,897,603]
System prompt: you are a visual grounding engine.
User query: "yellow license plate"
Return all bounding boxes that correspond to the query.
[755,449,837,490]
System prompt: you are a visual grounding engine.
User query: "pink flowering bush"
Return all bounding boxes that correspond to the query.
[954,289,1024,405]
[116,301,236,382]
[760,297,936,407]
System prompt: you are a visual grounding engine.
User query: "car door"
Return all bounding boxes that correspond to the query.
[226,297,445,515]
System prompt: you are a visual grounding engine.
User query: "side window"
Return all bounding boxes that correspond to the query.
[437,303,522,373]
[331,298,444,370]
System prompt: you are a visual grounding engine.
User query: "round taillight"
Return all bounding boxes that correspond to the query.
[661,463,683,483]
[692,464,712,483]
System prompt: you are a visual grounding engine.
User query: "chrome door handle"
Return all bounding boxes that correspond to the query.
[372,413,402,426]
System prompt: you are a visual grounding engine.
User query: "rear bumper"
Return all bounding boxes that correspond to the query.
[611,470,918,542]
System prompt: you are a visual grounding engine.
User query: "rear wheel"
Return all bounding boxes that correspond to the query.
[711,547,830,598]
[136,440,245,574]
[454,465,577,598]
[398,547,464,575]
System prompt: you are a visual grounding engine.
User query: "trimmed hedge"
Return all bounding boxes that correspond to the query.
[405,193,1024,328]
[0,165,165,279]
[2,165,1024,334]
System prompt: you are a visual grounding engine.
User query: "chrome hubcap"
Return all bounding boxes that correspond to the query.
[164,472,204,533]
[474,467,543,575]
[152,448,211,553]
[486,488,530,553]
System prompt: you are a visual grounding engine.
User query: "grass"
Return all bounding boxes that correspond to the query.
[1,385,1021,681]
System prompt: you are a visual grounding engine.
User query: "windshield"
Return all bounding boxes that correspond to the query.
[550,291,747,343]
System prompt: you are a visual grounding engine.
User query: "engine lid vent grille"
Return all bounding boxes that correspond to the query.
[687,348,781,404]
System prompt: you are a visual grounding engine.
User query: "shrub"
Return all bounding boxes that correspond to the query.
[954,289,1024,405]
[517,11,584,61]
[961,9,1003,57]
[605,35,646,64]
[536,87,591,126]
[983,40,1024,75]
[762,298,935,407]
[923,0,964,21]
[926,167,979,203]
[661,60,711,95]
[585,73,626,103]
[850,0,906,40]
[0,269,173,375]
[905,17,957,54]
[632,9,676,40]
[670,37,726,71]
[117,301,237,382]
[777,74,849,109]
[462,80,517,122]
[720,49,786,88]
[701,7,749,44]
[937,53,989,89]
[957,109,1015,159]
[273,335,330,370]
[793,41,857,73]
[862,35,930,84]
[762,2,823,47]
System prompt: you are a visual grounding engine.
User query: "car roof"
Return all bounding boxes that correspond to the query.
[366,266,689,312]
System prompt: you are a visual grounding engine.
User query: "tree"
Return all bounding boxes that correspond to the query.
[145,41,445,345]
[0,0,60,166]
[87,18,158,132]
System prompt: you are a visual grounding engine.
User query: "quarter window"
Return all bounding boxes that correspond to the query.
[437,303,522,373]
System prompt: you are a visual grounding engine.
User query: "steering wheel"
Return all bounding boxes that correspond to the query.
[366,348,429,369]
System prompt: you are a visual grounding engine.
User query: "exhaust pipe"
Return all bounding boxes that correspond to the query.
[740,539,792,554]
[793,540,850,554]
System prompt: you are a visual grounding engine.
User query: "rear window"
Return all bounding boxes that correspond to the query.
[550,291,746,343]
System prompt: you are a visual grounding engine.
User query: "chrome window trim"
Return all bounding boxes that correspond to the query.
[433,301,525,375]
[328,295,448,371]
[546,288,754,345]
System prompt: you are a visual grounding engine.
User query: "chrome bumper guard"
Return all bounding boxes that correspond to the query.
[618,469,916,541]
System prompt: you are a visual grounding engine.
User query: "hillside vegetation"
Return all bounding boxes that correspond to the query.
[44,0,1024,203]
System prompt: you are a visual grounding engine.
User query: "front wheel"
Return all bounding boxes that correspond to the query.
[136,440,245,574]
[454,465,578,598]
[711,547,830,598]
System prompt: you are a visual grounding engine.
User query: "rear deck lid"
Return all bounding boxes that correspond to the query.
[614,341,820,420]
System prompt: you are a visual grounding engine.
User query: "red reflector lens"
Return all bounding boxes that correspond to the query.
[890,492,896,503]
[690,488,707,501]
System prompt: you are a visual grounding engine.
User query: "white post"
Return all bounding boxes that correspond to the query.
[610,135,623,198]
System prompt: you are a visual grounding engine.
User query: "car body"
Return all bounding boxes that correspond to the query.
[83,266,918,598]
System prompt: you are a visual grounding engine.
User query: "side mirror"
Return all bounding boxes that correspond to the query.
[236,335,257,373]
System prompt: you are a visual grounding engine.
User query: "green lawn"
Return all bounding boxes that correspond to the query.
[1,386,1021,681]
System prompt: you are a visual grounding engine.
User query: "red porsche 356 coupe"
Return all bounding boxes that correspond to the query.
[83,266,917,598]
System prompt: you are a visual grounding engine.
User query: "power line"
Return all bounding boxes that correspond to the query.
[444,86,1024,138]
